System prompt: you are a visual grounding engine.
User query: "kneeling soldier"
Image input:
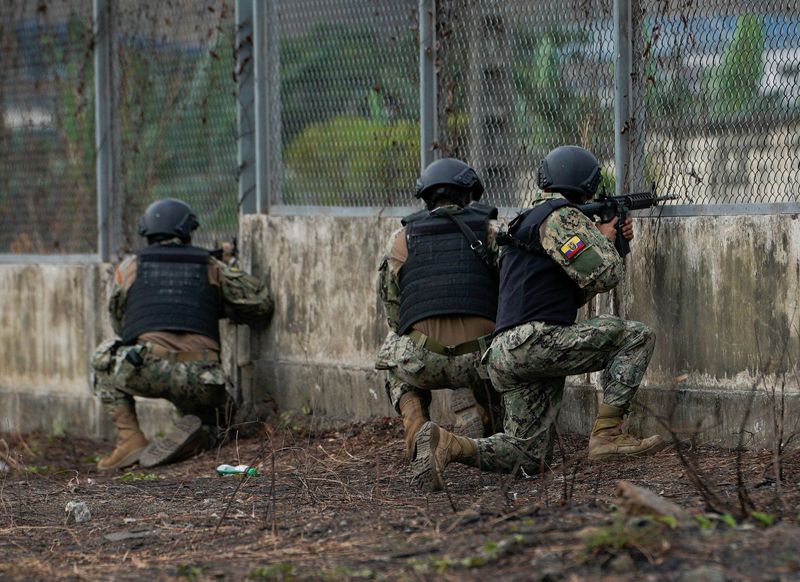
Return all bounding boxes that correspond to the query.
[91,198,273,470]
[411,147,665,491]
[376,158,503,461]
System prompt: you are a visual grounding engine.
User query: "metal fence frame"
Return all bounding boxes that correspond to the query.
[1,0,798,265]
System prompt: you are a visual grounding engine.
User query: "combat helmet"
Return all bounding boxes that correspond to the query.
[537,146,602,201]
[137,198,199,242]
[415,158,484,206]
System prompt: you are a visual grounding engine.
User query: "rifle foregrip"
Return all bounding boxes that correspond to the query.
[625,192,658,210]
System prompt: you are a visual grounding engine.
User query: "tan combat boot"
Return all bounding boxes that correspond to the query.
[399,393,430,461]
[451,387,486,439]
[588,403,666,461]
[97,405,149,471]
[411,421,478,492]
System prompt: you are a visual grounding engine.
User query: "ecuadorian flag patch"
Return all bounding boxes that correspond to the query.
[560,236,588,261]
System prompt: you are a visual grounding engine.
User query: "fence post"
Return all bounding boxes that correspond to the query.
[94,0,121,261]
[419,0,437,171]
[237,0,256,214]
[613,0,646,195]
[629,0,646,191]
[613,0,632,195]
[253,0,277,213]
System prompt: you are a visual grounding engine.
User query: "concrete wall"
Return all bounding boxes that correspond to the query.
[1,211,798,448]
[0,263,185,439]
[0,263,108,437]
[243,212,800,448]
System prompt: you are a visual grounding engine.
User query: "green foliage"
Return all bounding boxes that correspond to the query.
[248,563,294,580]
[706,14,765,118]
[720,513,738,528]
[283,116,419,205]
[279,23,417,145]
[409,534,525,574]
[642,21,696,121]
[51,419,68,438]
[117,471,161,482]
[584,514,669,556]
[319,566,374,580]
[118,27,239,244]
[177,564,203,580]
[655,515,678,529]
[0,11,96,253]
[694,514,714,531]
[513,27,613,155]
[751,511,775,527]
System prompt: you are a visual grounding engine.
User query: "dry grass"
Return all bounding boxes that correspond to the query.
[1,415,799,581]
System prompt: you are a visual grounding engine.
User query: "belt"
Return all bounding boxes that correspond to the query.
[408,330,488,357]
[142,342,220,363]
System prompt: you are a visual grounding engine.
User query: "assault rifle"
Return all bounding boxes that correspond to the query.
[578,184,676,257]
[210,236,239,267]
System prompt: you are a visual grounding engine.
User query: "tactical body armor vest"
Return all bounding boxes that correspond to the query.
[494,200,583,335]
[397,203,499,335]
[122,244,222,344]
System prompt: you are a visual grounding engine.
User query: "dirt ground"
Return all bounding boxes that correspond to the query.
[2,415,800,582]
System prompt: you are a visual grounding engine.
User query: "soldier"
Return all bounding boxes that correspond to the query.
[90,198,273,470]
[375,158,502,462]
[412,146,665,491]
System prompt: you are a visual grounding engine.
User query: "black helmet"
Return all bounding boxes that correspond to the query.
[415,158,484,201]
[537,146,602,200]
[137,198,199,241]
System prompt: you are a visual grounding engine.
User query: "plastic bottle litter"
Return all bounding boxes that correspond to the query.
[216,464,259,477]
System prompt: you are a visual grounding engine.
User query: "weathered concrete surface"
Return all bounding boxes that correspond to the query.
[2,212,799,451]
[243,212,800,448]
[241,214,395,421]
[0,264,107,436]
[627,214,800,389]
[0,263,178,439]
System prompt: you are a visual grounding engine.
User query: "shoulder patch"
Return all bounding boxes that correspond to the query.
[560,235,589,261]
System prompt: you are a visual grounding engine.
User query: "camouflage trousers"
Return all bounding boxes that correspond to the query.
[375,332,501,430]
[90,339,232,426]
[478,315,655,475]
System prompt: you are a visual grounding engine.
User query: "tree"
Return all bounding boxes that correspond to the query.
[706,14,765,119]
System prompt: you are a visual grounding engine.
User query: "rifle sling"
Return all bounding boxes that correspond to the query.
[431,208,493,267]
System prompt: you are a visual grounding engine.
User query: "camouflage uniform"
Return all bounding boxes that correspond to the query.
[478,192,655,474]
[375,214,501,421]
[91,252,273,424]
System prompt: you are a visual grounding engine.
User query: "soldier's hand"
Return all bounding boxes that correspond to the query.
[221,242,238,267]
[596,217,618,242]
[621,216,634,241]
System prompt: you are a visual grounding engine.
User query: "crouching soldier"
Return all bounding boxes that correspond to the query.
[91,198,273,470]
[411,147,665,491]
[375,158,502,461]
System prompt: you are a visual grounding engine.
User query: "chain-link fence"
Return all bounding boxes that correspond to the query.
[638,0,800,205]
[436,0,615,209]
[3,1,800,255]
[114,0,239,251]
[274,0,419,207]
[0,1,96,254]
[0,0,240,255]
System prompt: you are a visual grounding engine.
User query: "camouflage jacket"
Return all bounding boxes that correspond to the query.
[532,191,623,305]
